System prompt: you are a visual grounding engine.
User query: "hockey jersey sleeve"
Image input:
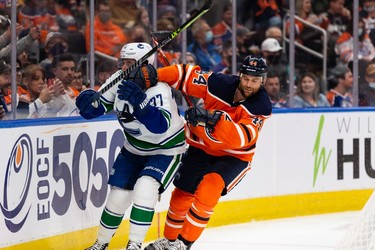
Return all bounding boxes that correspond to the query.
[157,64,211,99]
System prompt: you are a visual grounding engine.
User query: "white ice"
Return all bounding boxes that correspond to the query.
[144,211,359,250]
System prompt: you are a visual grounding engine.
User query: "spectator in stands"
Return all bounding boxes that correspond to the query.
[251,0,282,30]
[185,52,197,65]
[155,18,181,67]
[157,4,177,27]
[16,60,31,117]
[85,0,128,58]
[362,0,375,46]
[110,0,140,29]
[261,37,289,95]
[265,26,283,45]
[0,22,40,60]
[212,4,242,49]
[40,31,69,75]
[212,40,237,74]
[359,62,375,106]
[70,67,86,97]
[18,0,59,43]
[54,0,85,32]
[0,104,5,120]
[326,64,353,107]
[129,24,148,43]
[51,54,80,111]
[95,60,118,90]
[18,51,32,68]
[323,0,351,39]
[322,0,352,67]
[292,71,330,107]
[0,60,11,116]
[264,71,288,108]
[237,26,256,62]
[24,64,67,118]
[335,18,375,65]
[188,19,221,71]
[135,7,151,42]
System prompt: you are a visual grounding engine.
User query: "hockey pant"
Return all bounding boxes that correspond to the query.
[164,172,225,243]
[97,175,160,244]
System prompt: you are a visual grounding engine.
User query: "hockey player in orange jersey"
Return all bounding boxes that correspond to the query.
[145,55,272,250]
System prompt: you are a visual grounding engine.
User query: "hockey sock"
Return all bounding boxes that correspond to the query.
[129,176,160,243]
[97,187,133,243]
[164,188,195,240]
[180,173,224,242]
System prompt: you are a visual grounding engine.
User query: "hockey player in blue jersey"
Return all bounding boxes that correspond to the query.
[75,43,186,250]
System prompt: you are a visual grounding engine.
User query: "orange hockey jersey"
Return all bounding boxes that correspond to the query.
[157,64,272,162]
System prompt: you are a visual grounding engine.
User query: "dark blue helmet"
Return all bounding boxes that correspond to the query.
[240,56,268,77]
[125,64,158,90]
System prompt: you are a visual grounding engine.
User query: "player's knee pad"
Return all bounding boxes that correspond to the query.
[133,175,160,208]
[195,173,225,208]
[106,186,133,214]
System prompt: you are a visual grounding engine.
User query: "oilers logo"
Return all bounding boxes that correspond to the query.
[0,134,33,233]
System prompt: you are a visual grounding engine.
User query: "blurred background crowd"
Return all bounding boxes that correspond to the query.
[0,0,373,120]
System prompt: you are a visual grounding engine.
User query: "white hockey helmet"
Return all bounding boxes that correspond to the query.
[119,42,155,65]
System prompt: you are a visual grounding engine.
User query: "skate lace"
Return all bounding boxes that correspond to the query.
[167,239,187,250]
[126,241,142,250]
[85,240,108,250]
[145,238,169,250]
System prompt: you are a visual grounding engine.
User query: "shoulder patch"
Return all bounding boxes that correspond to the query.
[242,87,272,116]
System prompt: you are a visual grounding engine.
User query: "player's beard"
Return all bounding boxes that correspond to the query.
[238,84,258,98]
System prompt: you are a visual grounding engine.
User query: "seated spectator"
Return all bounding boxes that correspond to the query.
[95,59,118,90]
[265,26,283,45]
[16,60,31,118]
[154,18,181,67]
[0,22,40,60]
[293,71,330,107]
[212,4,243,49]
[85,0,128,58]
[261,37,289,95]
[185,52,197,65]
[23,64,67,118]
[188,19,222,71]
[109,0,140,29]
[54,0,86,32]
[362,0,375,46]
[251,0,282,30]
[237,26,256,62]
[0,60,11,117]
[40,31,69,75]
[70,67,86,97]
[359,62,375,106]
[134,7,151,43]
[264,71,288,108]
[129,24,148,43]
[326,64,353,107]
[0,104,5,120]
[212,40,237,74]
[18,0,58,43]
[335,18,375,65]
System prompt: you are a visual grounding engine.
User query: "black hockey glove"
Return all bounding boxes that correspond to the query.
[184,107,223,132]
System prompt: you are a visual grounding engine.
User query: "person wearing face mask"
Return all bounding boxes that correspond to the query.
[335,17,375,65]
[187,19,222,71]
[40,32,69,68]
[359,63,375,106]
[362,0,375,46]
[85,0,128,58]
[260,37,289,96]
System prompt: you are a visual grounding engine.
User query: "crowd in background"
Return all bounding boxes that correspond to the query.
[0,0,375,121]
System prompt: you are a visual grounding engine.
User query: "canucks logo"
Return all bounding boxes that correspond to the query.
[0,134,33,232]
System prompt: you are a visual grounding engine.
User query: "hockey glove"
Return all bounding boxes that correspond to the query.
[184,107,223,132]
[76,89,105,120]
[117,80,150,116]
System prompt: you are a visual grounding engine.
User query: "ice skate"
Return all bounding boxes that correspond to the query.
[144,237,169,250]
[126,240,142,250]
[85,240,108,250]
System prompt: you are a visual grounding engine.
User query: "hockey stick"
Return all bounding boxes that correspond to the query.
[150,32,195,107]
[96,0,213,98]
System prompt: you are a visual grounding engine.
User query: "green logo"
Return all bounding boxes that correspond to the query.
[312,115,332,186]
